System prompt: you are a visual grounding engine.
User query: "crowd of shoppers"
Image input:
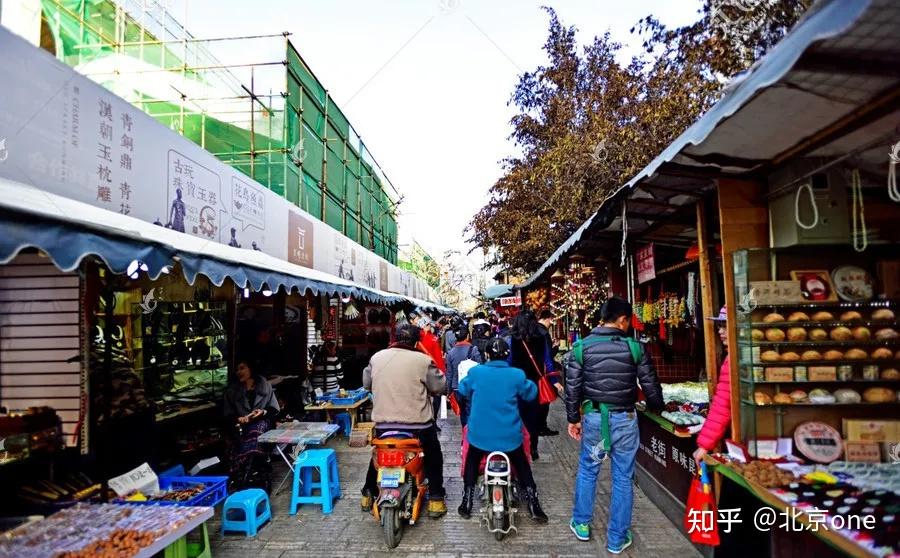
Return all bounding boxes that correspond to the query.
[328,297,729,551]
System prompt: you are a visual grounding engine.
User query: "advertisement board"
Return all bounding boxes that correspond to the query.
[0,27,435,301]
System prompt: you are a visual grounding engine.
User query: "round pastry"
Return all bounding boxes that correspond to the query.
[830,326,853,341]
[852,326,871,340]
[841,310,864,322]
[787,327,807,341]
[845,348,868,360]
[790,389,808,403]
[781,351,801,362]
[809,388,836,404]
[809,328,828,341]
[763,312,786,324]
[872,347,894,360]
[824,350,844,360]
[788,311,811,322]
[801,350,823,361]
[875,328,898,341]
[774,393,793,404]
[754,391,773,405]
[751,328,765,341]
[761,350,781,362]
[872,308,896,321]
[812,311,835,322]
[766,328,786,342]
[834,388,862,404]
[881,368,900,380]
[863,387,896,403]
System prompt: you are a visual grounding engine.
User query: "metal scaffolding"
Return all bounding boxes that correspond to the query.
[37,0,401,263]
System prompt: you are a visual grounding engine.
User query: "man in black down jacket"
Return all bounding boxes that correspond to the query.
[564,297,663,553]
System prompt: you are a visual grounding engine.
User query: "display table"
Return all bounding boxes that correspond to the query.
[636,409,699,504]
[0,503,213,558]
[305,394,371,428]
[258,422,341,495]
[706,459,887,558]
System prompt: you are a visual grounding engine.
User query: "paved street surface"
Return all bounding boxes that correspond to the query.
[209,405,700,557]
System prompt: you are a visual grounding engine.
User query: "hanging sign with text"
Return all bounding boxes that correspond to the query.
[636,243,656,284]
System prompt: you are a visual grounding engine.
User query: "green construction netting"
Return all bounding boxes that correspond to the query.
[39,0,397,263]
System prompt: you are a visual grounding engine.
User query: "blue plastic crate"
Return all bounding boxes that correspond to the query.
[121,475,228,507]
[318,388,368,406]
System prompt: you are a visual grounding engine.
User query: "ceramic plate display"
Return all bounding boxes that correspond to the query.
[794,421,843,464]
[832,265,874,302]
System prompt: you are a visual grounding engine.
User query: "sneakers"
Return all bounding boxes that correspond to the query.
[607,530,634,554]
[569,521,633,552]
[427,497,448,518]
[569,519,590,541]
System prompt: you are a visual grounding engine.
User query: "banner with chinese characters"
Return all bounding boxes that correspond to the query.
[637,412,697,504]
[0,28,435,301]
[636,243,656,284]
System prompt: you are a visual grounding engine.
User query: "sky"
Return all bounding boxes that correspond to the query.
[168,0,702,269]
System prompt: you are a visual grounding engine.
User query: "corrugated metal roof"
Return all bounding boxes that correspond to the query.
[521,0,896,289]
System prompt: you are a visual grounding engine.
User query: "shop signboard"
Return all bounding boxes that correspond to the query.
[499,295,522,307]
[0,28,436,301]
[636,413,696,504]
[636,243,656,284]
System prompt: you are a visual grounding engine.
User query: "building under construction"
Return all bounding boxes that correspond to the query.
[7,0,400,263]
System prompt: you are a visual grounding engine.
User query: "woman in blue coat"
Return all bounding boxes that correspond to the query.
[456,338,548,522]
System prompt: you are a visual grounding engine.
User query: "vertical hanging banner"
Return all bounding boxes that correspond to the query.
[0,27,438,302]
[637,243,656,284]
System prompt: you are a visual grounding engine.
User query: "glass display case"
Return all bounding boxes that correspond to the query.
[732,247,900,451]
[130,301,228,411]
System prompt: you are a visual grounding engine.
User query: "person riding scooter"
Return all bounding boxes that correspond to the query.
[361,323,449,518]
[456,338,548,523]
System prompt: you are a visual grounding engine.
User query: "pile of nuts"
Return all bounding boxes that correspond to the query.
[54,529,154,558]
[732,460,795,488]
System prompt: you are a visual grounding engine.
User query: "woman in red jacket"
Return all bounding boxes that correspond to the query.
[693,306,731,466]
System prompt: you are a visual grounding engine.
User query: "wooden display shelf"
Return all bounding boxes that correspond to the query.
[750,359,900,367]
[706,459,879,558]
[743,320,896,329]
[741,399,899,408]
[740,378,900,385]
[748,301,898,310]
[739,339,899,348]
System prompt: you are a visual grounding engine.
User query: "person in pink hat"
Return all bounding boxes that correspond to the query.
[693,306,731,466]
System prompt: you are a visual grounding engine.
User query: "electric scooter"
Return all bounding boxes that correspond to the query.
[369,432,427,548]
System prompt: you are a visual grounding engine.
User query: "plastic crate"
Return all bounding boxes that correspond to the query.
[122,475,228,507]
[317,388,368,406]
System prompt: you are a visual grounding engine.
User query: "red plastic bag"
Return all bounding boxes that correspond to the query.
[448,391,461,416]
[683,462,720,546]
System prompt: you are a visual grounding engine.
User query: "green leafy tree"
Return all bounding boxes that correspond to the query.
[468,2,808,274]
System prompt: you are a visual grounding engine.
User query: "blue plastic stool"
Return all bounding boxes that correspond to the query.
[221,488,271,537]
[333,412,353,436]
[290,448,341,514]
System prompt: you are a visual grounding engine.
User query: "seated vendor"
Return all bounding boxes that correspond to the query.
[223,360,279,485]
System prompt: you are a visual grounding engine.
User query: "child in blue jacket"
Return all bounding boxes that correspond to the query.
[456,338,548,523]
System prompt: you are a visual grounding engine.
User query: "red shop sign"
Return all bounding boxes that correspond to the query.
[637,243,656,284]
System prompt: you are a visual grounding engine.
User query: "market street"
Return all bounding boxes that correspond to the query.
[208,403,700,557]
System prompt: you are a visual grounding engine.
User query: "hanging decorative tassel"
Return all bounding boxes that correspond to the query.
[344,301,360,320]
[851,169,868,252]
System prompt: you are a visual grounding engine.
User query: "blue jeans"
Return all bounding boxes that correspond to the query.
[572,410,639,548]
